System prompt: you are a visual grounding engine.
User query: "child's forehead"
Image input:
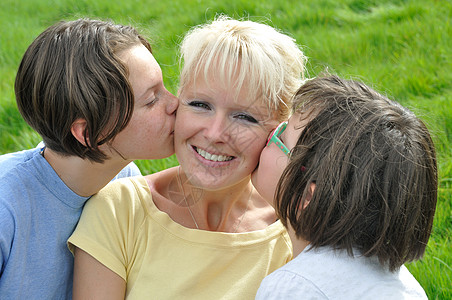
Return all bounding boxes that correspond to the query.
[281,111,309,149]
[287,111,313,137]
[290,111,311,123]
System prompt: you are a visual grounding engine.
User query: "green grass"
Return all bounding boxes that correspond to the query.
[1,0,450,298]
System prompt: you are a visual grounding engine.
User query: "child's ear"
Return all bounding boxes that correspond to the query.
[70,118,90,147]
[301,182,316,209]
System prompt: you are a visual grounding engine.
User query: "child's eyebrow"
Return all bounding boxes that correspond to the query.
[138,84,158,100]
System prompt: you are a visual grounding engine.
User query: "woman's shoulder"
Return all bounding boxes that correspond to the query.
[144,166,179,206]
[95,175,146,197]
[87,176,150,213]
[144,166,178,190]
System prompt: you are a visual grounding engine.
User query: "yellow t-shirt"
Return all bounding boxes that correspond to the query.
[68,176,292,299]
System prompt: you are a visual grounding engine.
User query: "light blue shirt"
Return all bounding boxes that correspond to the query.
[0,146,141,299]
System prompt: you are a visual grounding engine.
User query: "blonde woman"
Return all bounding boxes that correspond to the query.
[69,16,307,299]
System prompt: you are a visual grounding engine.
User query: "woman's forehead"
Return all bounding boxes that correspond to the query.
[180,61,283,121]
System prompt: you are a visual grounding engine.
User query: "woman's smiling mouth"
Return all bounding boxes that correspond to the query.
[194,146,234,162]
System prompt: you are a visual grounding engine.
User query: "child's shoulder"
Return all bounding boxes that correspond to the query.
[279,247,427,299]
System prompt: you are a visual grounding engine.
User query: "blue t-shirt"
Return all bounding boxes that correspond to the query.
[0,146,141,299]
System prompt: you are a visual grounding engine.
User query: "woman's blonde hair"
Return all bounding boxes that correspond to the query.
[179,15,307,121]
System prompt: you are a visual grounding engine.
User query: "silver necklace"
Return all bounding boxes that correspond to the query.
[176,167,251,233]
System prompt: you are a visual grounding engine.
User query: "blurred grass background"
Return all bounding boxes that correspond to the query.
[0,0,450,298]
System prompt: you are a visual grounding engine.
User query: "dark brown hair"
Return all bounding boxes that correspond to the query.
[15,18,152,162]
[276,74,438,271]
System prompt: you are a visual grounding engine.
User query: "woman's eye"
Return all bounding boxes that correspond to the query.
[188,101,211,110]
[235,113,258,124]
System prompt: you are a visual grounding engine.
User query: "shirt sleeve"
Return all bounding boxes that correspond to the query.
[255,270,328,299]
[68,178,145,280]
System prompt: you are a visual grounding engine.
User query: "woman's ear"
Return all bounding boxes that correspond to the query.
[70,119,90,147]
[301,182,316,209]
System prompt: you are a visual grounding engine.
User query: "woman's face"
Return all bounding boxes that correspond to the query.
[252,112,306,205]
[175,75,278,190]
[105,44,178,160]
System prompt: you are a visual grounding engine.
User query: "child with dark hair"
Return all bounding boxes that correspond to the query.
[252,74,437,299]
[0,18,178,299]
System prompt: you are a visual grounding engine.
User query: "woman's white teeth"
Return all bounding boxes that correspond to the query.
[197,148,233,162]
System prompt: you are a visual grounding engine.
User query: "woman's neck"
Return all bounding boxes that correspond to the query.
[148,166,276,232]
[181,168,254,231]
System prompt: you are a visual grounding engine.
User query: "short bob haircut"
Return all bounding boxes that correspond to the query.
[178,15,307,122]
[15,18,152,162]
[276,75,438,272]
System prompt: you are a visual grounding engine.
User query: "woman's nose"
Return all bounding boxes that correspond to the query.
[204,115,230,143]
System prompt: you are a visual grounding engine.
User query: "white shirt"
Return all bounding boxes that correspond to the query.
[256,246,427,299]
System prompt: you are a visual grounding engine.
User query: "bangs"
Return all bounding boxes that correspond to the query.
[178,17,300,121]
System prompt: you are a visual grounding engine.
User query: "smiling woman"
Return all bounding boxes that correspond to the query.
[69,15,307,299]
[175,75,275,190]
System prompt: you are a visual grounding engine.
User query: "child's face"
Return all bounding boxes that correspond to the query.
[104,45,178,160]
[252,112,306,205]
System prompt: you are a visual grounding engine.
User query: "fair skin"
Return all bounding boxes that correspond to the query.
[151,75,278,232]
[45,44,177,197]
[102,45,178,161]
[72,72,280,299]
[252,112,311,255]
[71,45,178,299]
[175,77,276,190]
[252,112,305,202]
